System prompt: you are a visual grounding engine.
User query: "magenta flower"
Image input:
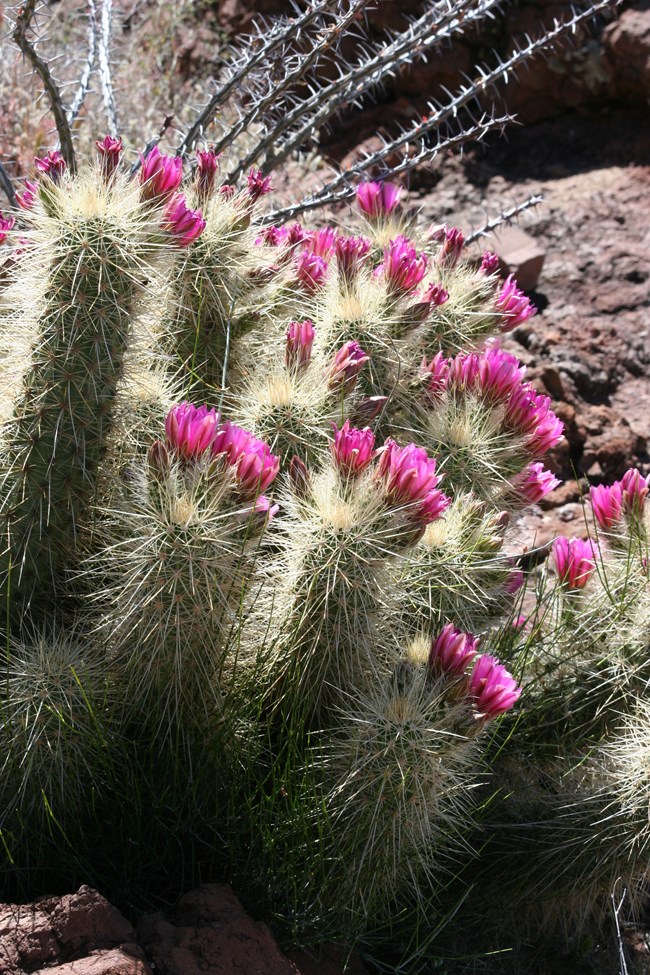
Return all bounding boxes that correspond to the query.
[286,223,307,246]
[162,194,206,246]
[476,346,526,401]
[0,212,15,246]
[139,146,183,202]
[513,463,560,504]
[256,225,288,247]
[552,536,597,589]
[331,421,376,477]
[621,468,650,515]
[219,185,235,200]
[590,482,624,530]
[34,150,66,182]
[16,179,38,210]
[479,252,500,275]
[306,226,338,258]
[249,494,280,528]
[295,250,328,293]
[247,168,273,201]
[195,147,221,200]
[334,234,371,280]
[165,402,221,459]
[496,274,537,332]
[378,236,428,295]
[506,384,564,456]
[327,340,369,393]
[416,488,452,523]
[95,135,123,180]
[235,439,281,496]
[448,353,480,390]
[285,319,316,370]
[504,566,524,594]
[378,440,440,504]
[420,352,449,399]
[429,623,478,678]
[212,421,254,464]
[436,226,465,269]
[422,282,449,307]
[469,655,522,719]
[356,181,401,219]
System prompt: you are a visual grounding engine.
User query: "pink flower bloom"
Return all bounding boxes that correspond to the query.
[356,180,401,219]
[420,352,449,399]
[331,421,376,477]
[505,384,564,457]
[327,340,369,393]
[165,402,221,459]
[378,235,429,295]
[285,319,316,370]
[552,536,597,589]
[404,283,450,328]
[479,252,500,275]
[0,212,15,246]
[476,346,526,401]
[162,194,206,246]
[219,185,235,200]
[378,440,451,524]
[234,439,280,496]
[139,146,183,202]
[469,654,522,719]
[285,223,307,246]
[590,482,624,530]
[511,614,527,630]
[306,226,338,258]
[95,135,122,180]
[195,147,221,200]
[505,566,524,594]
[378,440,439,504]
[513,463,561,504]
[16,179,38,210]
[334,234,371,280]
[621,468,650,515]
[249,494,280,527]
[436,226,465,269]
[295,250,328,293]
[212,421,254,464]
[496,274,537,332]
[422,282,449,306]
[247,168,272,201]
[34,150,66,182]
[448,352,480,390]
[429,623,478,677]
[256,225,288,246]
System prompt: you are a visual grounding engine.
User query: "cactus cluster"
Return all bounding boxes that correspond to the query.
[0,0,641,970]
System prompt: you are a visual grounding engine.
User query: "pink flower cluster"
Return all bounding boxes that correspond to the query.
[590,468,650,530]
[513,462,560,504]
[552,536,597,589]
[334,234,371,280]
[428,623,521,719]
[96,135,123,180]
[378,235,429,295]
[505,384,564,457]
[430,225,464,269]
[479,252,500,276]
[165,403,280,501]
[377,440,451,524]
[285,319,315,370]
[16,180,38,210]
[496,274,537,332]
[331,421,377,477]
[139,146,183,202]
[195,147,221,200]
[247,168,273,201]
[0,212,15,246]
[34,150,66,182]
[296,250,328,293]
[356,181,401,219]
[327,340,369,393]
[162,195,206,247]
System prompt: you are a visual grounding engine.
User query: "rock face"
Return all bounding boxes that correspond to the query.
[0,886,151,975]
[0,885,369,975]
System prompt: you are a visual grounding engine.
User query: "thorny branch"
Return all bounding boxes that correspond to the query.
[68,0,98,126]
[12,0,77,174]
[465,194,545,246]
[98,0,119,134]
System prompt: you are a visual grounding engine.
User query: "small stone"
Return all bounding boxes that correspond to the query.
[492,225,546,291]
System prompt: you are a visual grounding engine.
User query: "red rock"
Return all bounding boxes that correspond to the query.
[137,884,300,975]
[492,225,545,291]
[286,945,369,975]
[604,2,650,99]
[32,947,151,975]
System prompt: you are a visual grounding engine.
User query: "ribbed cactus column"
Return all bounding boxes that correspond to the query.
[0,174,160,617]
